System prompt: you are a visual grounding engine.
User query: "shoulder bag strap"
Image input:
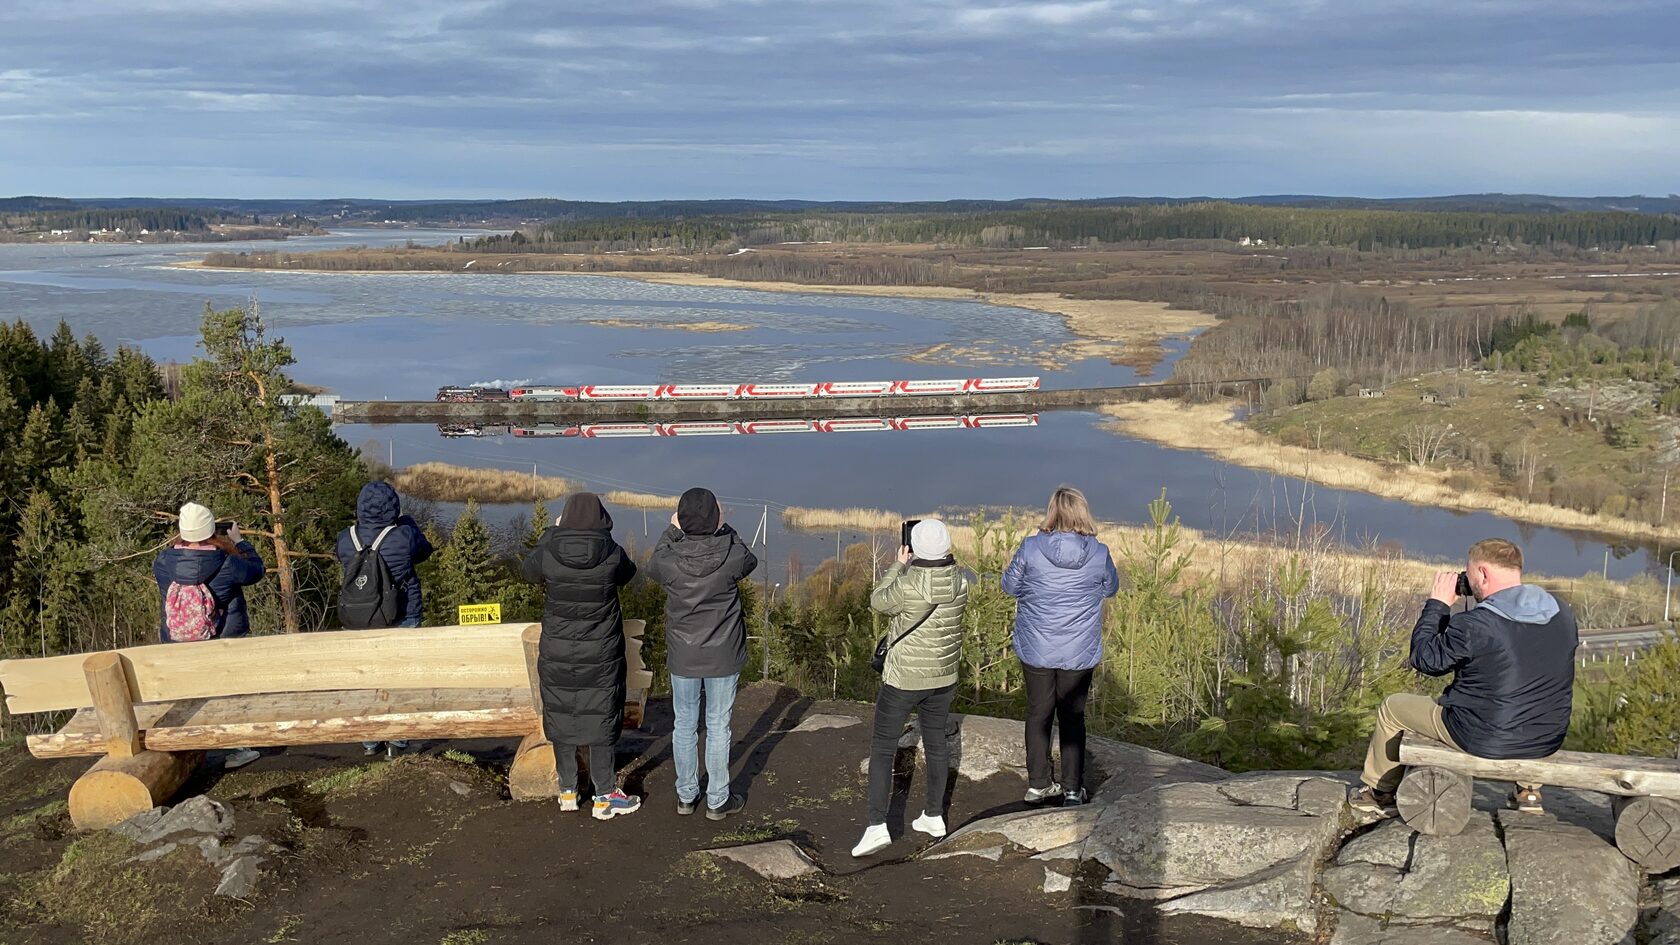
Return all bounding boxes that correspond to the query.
[885,603,939,654]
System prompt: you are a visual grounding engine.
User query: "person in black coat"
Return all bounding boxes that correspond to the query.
[520,493,642,820]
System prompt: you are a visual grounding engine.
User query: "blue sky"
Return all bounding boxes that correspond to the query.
[1,0,1676,200]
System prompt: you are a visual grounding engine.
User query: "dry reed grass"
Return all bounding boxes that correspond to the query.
[1102,400,1680,543]
[601,489,679,510]
[392,463,580,504]
[781,506,903,532]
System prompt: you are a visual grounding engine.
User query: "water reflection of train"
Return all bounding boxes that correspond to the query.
[441,414,1038,439]
[435,377,1040,402]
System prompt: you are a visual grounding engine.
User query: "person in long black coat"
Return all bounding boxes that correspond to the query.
[520,493,642,820]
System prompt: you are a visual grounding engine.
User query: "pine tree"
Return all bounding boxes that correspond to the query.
[431,501,504,623]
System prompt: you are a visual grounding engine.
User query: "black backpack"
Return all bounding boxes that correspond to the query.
[339,524,402,629]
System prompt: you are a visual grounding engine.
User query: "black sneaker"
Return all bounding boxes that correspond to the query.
[677,797,699,816]
[1062,788,1090,807]
[706,793,747,821]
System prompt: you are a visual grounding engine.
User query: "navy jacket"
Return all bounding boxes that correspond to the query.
[1409,584,1578,759]
[335,482,434,626]
[1003,531,1119,671]
[153,541,266,640]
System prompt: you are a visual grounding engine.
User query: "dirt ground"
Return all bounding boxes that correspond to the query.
[0,684,1287,945]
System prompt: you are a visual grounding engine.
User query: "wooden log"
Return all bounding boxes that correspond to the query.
[82,653,142,758]
[68,750,203,830]
[623,619,649,730]
[1614,795,1680,873]
[27,688,541,758]
[508,730,558,801]
[1397,765,1473,836]
[1400,734,1680,799]
[0,623,542,715]
[522,625,545,716]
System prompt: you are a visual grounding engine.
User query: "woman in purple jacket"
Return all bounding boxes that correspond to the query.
[1002,486,1118,806]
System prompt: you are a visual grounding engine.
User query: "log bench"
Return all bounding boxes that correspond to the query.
[0,620,652,829]
[1397,732,1680,872]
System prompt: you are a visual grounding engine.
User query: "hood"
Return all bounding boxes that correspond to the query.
[546,527,615,570]
[164,546,227,584]
[1477,584,1561,625]
[908,559,963,604]
[667,528,734,578]
[557,493,613,531]
[1040,531,1096,570]
[357,482,401,527]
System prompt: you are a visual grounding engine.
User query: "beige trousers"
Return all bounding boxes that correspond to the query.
[1361,693,1540,794]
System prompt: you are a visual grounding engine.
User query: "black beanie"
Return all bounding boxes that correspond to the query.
[677,487,720,536]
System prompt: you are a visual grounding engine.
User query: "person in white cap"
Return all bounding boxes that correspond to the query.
[852,518,969,858]
[152,501,266,769]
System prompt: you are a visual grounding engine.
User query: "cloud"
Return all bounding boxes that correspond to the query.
[0,0,1675,197]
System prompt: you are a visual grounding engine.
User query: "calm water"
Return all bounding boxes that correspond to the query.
[0,229,1658,580]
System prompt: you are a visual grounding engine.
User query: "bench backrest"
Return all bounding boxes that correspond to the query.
[0,624,543,715]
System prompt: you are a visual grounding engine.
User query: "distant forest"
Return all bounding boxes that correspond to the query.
[0,202,319,236]
[5,191,1680,228]
[471,203,1680,253]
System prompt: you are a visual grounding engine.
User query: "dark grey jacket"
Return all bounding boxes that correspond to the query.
[645,524,758,679]
[1410,584,1578,759]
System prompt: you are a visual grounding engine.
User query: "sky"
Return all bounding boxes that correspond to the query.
[1,0,1677,201]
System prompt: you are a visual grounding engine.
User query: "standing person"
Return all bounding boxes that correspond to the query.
[1352,539,1577,817]
[153,501,266,769]
[520,493,642,820]
[335,481,434,759]
[1002,486,1118,807]
[645,487,758,820]
[853,519,969,858]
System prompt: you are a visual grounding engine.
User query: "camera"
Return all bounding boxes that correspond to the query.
[1455,571,1473,598]
[901,519,922,550]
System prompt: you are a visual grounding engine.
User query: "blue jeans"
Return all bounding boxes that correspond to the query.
[670,673,739,809]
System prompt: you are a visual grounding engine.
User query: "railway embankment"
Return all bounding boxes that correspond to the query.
[331,379,1268,424]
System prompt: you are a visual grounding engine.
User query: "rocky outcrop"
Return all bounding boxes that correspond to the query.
[113,795,280,899]
[1501,811,1639,945]
[896,714,1227,787]
[706,840,822,880]
[1089,775,1350,934]
[1322,815,1508,935]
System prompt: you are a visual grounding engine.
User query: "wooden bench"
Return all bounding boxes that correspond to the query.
[1398,733,1680,872]
[0,621,652,829]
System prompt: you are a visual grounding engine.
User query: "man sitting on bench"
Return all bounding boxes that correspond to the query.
[1352,538,1579,817]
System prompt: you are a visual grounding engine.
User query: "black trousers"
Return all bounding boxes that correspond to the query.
[1023,664,1094,793]
[555,744,617,796]
[867,682,957,825]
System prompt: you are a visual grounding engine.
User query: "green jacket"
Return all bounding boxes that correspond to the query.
[871,558,969,691]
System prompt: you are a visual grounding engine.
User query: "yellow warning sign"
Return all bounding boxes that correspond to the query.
[458,603,502,625]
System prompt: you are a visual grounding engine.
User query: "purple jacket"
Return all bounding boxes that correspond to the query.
[1002,531,1118,671]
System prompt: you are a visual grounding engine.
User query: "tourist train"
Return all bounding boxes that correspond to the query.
[435,376,1041,402]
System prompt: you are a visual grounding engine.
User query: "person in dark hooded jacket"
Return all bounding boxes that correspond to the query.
[644,487,758,820]
[520,493,642,820]
[153,501,267,770]
[335,482,433,629]
[1002,486,1118,807]
[336,482,434,759]
[1353,538,1578,818]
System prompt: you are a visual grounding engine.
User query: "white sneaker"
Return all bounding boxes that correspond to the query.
[912,812,947,838]
[1024,782,1063,804]
[223,748,261,770]
[851,823,892,858]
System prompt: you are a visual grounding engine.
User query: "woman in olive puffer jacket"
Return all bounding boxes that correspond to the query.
[852,519,969,858]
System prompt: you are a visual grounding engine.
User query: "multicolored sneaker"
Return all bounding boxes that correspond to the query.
[593,790,642,821]
[1512,787,1545,814]
[558,789,580,812]
[1350,786,1399,818]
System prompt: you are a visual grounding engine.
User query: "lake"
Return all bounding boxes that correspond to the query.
[0,228,1659,581]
